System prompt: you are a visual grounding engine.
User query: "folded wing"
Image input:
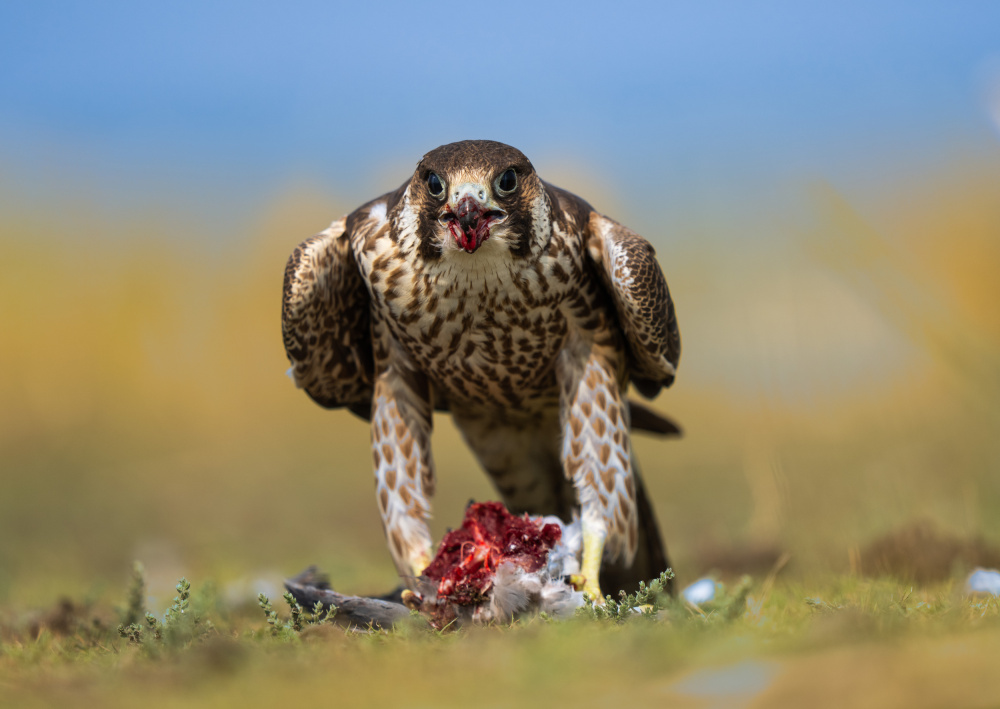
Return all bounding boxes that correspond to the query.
[282,218,373,418]
[586,212,681,399]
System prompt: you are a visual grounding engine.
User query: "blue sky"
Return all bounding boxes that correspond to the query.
[1,2,998,232]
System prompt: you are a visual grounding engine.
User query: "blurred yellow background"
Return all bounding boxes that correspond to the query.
[2,3,999,614]
[2,154,998,609]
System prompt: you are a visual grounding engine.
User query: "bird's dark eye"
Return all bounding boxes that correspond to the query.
[497,169,517,195]
[428,172,444,198]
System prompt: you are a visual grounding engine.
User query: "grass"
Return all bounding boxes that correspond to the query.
[3,566,1000,708]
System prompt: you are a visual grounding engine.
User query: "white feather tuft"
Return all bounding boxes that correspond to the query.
[543,515,582,578]
[539,581,585,619]
[489,563,538,620]
[479,516,586,623]
[368,201,387,225]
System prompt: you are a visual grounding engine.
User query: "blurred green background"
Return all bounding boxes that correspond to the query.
[1,2,999,612]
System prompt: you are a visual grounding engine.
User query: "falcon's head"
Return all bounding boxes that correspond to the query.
[408,140,550,260]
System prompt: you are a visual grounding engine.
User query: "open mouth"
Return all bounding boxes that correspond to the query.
[439,206,506,254]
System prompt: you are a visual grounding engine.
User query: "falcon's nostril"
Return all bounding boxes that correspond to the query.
[455,197,482,229]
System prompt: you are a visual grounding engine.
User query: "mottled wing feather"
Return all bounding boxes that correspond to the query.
[282,218,373,416]
[586,212,681,398]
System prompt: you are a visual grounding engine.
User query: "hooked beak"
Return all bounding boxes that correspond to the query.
[439,183,506,253]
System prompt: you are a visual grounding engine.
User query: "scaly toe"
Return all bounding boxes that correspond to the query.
[582,579,605,605]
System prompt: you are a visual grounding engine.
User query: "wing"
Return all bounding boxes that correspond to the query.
[282,218,374,419]
[586,211,681,399]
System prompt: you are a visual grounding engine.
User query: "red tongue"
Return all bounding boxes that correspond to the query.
[460,226,476,252]
[448,220,483,253]
[452,196,490,253]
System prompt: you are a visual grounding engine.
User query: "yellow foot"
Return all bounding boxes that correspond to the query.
[568,574,604,603]
[408,549,432,582]
[581,523,607,604]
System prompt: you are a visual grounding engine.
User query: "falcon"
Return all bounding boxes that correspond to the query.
[282,140,680,600]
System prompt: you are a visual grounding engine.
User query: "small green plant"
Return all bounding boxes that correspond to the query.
[117,563,151,644]
[257,592,336,636]
[284,592,304,632]
[578,570,675,622]
[118,622,143,643]
[257,593,282,634]
[121,561,146,627]
[310,599,337,625]
[115,566,212,648]
[144,612,162,641]
[164,578,191,626]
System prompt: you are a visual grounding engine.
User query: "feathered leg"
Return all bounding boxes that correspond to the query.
[370,367,435,586]
[558,335,638,601]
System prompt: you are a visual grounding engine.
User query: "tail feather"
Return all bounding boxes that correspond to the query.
[627,400,682,437]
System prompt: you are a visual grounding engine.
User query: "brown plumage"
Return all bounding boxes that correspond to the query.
[282,140,680,598]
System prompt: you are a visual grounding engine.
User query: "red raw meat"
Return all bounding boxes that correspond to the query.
[423,501,562,606]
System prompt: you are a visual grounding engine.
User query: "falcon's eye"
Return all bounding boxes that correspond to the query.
[496,169,517,195]
[427,172,445,198]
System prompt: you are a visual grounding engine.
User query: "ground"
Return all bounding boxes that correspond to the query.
[3,572,1000,708]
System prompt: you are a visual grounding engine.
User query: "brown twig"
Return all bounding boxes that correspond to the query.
[283,567,417,630]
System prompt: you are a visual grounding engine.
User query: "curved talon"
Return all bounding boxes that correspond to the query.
[400,589,423,611]
[570,573,605,603]
[583,582,605,605]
